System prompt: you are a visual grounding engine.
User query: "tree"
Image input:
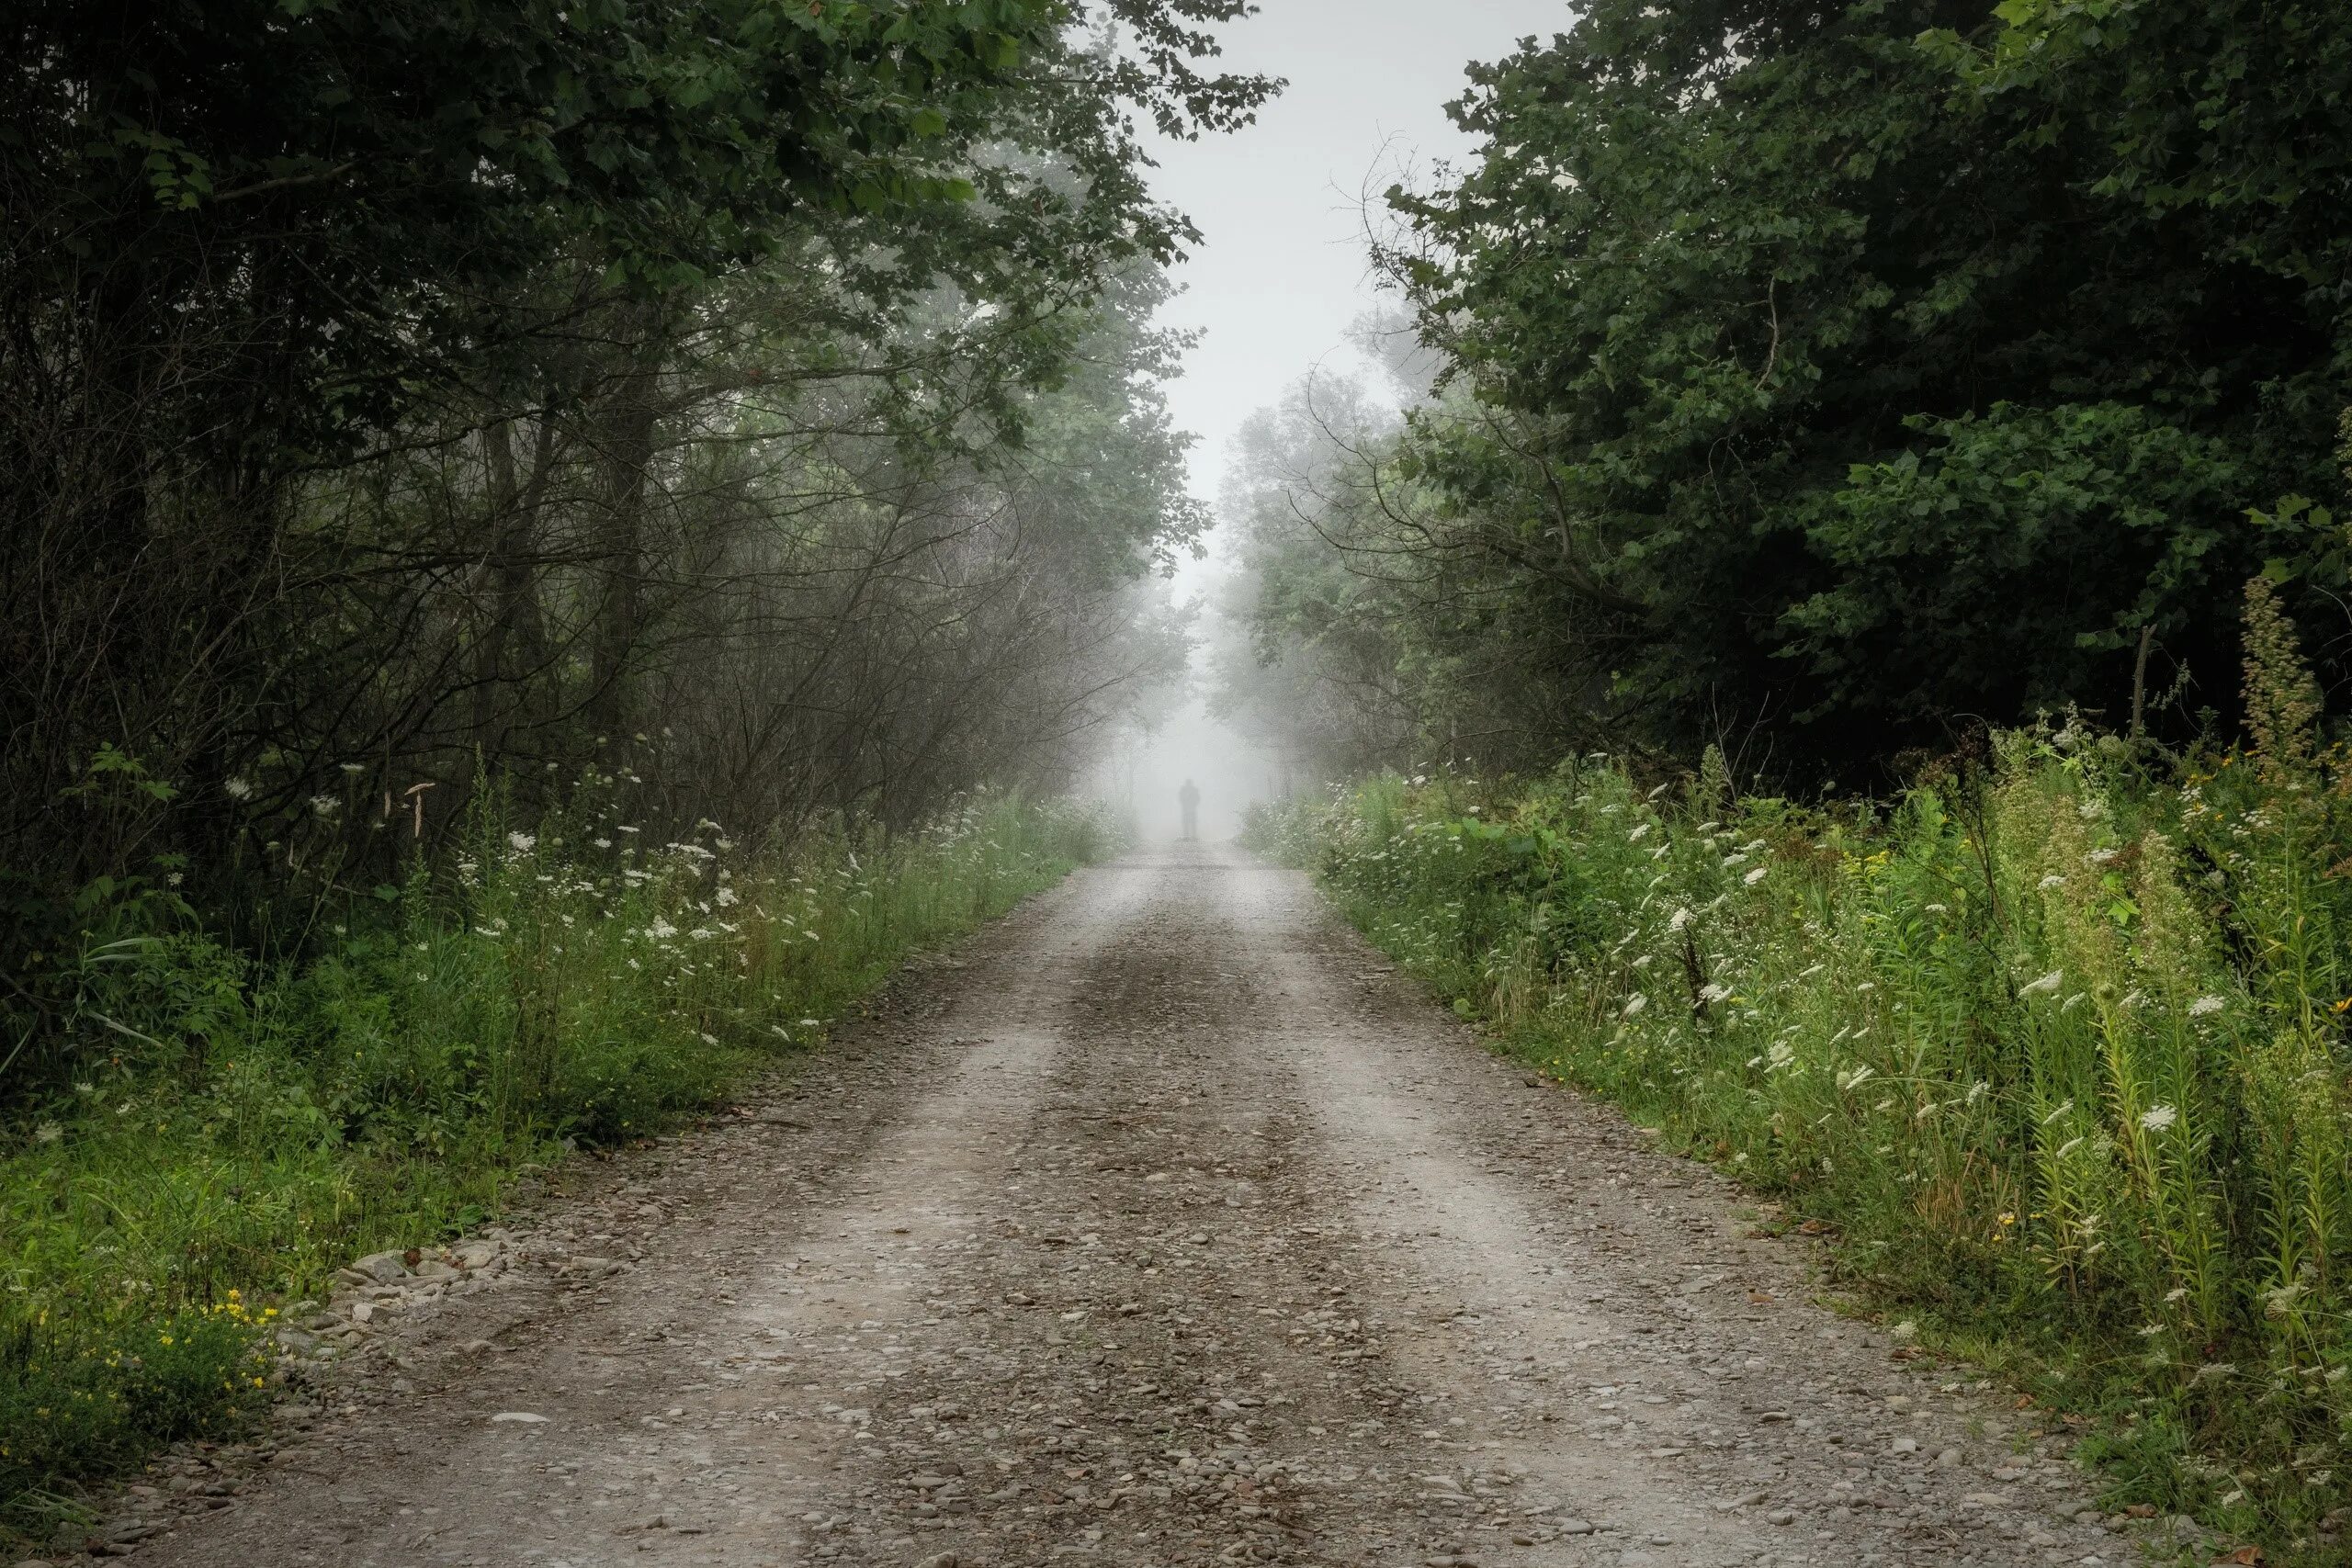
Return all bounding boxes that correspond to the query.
[0,0,1273,907]
[1376,0,2352,779]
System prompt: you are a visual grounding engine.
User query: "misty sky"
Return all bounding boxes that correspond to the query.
[1146,1,1572,504]
[1119,3,1572,838]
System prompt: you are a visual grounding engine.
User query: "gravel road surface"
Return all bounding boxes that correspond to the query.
[130,844,2157,1568]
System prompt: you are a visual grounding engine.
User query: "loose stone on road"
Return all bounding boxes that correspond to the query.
[135,844,2151,1567]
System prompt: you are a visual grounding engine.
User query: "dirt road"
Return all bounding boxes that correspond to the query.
[135,845,2153,1568]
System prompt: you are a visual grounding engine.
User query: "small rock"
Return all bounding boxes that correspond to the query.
[1890,1436,1918,1454]
[351,1251,411,1283]
[914,1555,958,1568]
[490,1412,550,1425]
[1556,1518,1595,1536]
[1935,1447,1962,1467]
[1767,1510,1796,1526]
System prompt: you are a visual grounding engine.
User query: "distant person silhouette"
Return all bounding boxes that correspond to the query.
[1179,778,1201,841]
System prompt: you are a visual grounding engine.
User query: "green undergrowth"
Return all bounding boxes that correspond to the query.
[1246,721,2352,1560]
[0,790,1107,1544]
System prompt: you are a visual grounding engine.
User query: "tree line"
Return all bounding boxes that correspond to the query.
[1219,0,2352,789]
[4,2,1272,983]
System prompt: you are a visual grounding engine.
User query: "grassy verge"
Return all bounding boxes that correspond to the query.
[0,790,1108,1543]
[1245,726,2352,1560]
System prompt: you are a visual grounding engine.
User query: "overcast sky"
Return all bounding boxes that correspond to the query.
[1117,3,1574,830]
[1144,1,1572,507]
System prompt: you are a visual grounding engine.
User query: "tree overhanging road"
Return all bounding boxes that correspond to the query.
[135,847,2148,1568]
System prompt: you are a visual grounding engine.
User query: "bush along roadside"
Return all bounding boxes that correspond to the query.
[1242,601,2352,1560]
[0,788,1109,1544]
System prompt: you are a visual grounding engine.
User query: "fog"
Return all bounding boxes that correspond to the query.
[1096,704,1267,844]
[1096,1,1573,838]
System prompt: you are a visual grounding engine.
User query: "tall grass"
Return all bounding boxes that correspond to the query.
[0,788,1107,1541]
[1247,694,2352,1550]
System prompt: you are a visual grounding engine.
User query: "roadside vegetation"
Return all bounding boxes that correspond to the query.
[1213,6,2352,1551]
[4,0,1272,1533]
[0,788,1106,1540]
[1243,598,2352,1552]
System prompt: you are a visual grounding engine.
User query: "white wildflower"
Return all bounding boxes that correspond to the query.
[222,777,255,801]
[1628,822,1652,842]
[715,886,739,908]
[2188,995,2225,1018]
[1743,865,1769,886]
[507,830,537,853]
[2085,846,2119,865]
[2138,1104,2178,1133]
[1621,993,1649,1019]
[2037,874,2065,891]
[1668,906,1692,932]
[2053,1136,2085,1158]
[1698,982,1732,1006]
[32,1122,61,1145]
[798,1017,821,1028]
[2019,969,2064,997]
[646,917,678,941]
[310,794,339,818]
[339,761,366,775]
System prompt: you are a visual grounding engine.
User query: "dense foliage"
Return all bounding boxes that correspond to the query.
[1228,0,2352,783]
[1244,604,2352,1549]
[3,0,1270,1084]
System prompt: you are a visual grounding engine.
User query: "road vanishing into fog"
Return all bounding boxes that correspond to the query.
[139,845,2150,1568]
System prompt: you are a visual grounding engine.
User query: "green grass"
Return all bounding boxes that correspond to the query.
[0,789,1109,1546]
[1245,730,2352,1561]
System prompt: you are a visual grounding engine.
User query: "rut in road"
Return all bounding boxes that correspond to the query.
[137,845,2145,1568]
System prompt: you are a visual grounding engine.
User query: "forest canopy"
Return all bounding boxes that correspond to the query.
[3,0,1272,953]
[1222,0,2352,786]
